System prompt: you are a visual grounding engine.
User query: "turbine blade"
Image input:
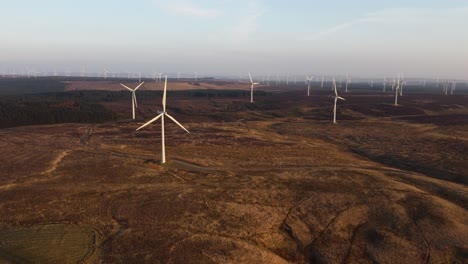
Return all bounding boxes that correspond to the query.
[248,73,253,84]
[163,75,167,112]
[165,114,190,133]
[333,80,338,96]
[120,84,134,92]
[338,96,346,100]
[134,82,145,91]
[136,113,163,131]
[133,92,138,108]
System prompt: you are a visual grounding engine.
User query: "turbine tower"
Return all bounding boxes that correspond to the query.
[120,82,144,120]
[332,79,346,124]
[249,73,260,103]
[306,75,314,96]
[136,76,190,164]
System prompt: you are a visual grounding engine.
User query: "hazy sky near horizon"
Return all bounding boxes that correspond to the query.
[1,0,468,79]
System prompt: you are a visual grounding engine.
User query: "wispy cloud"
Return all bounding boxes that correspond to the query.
[228,1,266,43]
[312,6,468,40]
[152,0,222,18]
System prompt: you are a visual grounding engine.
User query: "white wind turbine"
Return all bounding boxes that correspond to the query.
[400,78,404,96]
[332,79,345,124]
[103,68,109,79]
[306,75,314,96]
[394,76,401,106]
[136,76,189,164]
[120,82,144,120]
[249,73,260,103]
[345,74,350,93]
[451,81,456,95]
[383,77,387,92]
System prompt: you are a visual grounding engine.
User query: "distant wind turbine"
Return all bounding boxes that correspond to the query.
[451,81,456,95]
[120,82,144,120]
[383,77,387,92]
[249,73,260,103]
[332,79,345,124]
[345,74,350,93]
[136,76,190,164]
[306,75,314,96]
[400,77,404,96]
[103,68,109,79]
[395,76,401,106]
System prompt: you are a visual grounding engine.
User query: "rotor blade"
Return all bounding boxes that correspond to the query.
[136,113,163,131]
[248,73,253,84]
[120,84,134,92]
[163,75,167,112]
[165,113,190,133]
[133,92,138,108]
[333,80,338,96]
[338,96,346,100]
[134,82,145,91]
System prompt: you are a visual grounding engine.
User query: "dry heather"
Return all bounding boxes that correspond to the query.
[0,89,467,263]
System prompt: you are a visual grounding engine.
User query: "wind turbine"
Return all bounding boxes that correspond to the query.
[345,74,350,93]
[451,81,456,95]
[306,75,314,96]
[383,77,387,92]
[394,76,401,106]
[321,76,324,88]
[400,77,404,96]
[267,73,270,86]
[332,79,345,124]
[120,82,144,120]
[136,76,189,164]
[103,68,109,79]
[249,73,259,103]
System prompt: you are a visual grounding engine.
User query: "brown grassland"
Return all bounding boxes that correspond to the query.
[0,80,467,263]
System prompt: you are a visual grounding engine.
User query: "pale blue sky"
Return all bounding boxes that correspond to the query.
[1,0,467,79]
